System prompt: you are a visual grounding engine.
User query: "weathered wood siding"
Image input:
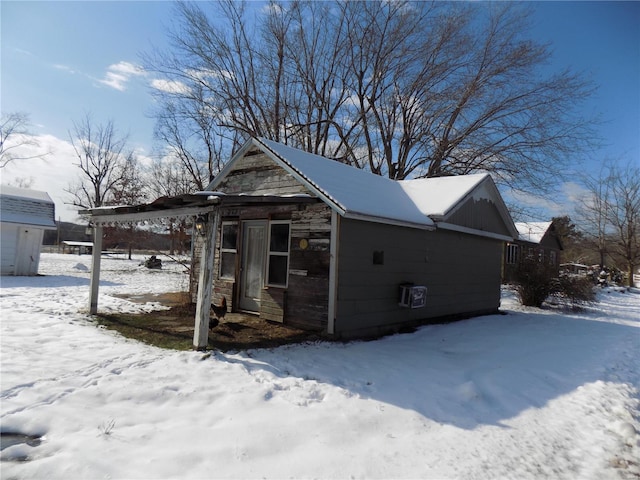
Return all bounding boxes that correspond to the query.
[286,203,331,330]
[215,150,308,196]
[335,218,503,338]
[190,149,331,331]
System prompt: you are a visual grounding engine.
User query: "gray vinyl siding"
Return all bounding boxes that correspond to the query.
[335,218,502,337]
[447,197,513,238]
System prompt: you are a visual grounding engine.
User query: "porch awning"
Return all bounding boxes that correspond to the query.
[79,192,319,226]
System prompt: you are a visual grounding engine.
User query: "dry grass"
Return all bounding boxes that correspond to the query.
[96,292,323,351]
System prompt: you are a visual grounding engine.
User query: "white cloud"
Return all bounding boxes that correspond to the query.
[150,78,191,95]
[187,67,233,81]
[503,180,591,221]
[1,134,82,223]
[562,181,589,205]
[99,61,146,91]
[53,64,77,74]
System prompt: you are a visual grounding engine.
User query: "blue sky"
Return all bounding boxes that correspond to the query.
[1,1,639,223]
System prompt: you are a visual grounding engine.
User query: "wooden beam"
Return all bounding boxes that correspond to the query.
[327,211,338,335]
[89,225,103,314]
[193,210,220,350]
[88,205,218,226]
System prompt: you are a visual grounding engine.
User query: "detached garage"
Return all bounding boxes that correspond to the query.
[1,185,56,276]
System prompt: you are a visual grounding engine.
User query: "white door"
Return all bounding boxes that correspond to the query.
[239,220,267,312]
[15,227,42,275]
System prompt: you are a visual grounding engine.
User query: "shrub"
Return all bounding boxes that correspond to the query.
[513,257,596,308]
[513,257,556,307]
[550,274,596,309]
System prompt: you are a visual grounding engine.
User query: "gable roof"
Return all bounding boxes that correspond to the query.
[515,222,553,244]
[400,174,518,240]
[400,173,495,218]
[0,185,56,228]
[208,137,516,239]
[210,137,436,229]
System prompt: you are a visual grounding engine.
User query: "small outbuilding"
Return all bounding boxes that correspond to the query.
[61,240,93,255]
[0,185,56,276]
[503,221,563,282]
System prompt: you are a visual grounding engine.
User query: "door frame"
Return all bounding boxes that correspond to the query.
[238,220,267,312]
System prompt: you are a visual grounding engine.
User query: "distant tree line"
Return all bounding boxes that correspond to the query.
[571,162,640,288]
[552,161,640,288]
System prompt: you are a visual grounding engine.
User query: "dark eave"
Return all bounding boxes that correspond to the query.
[79,193,320,226]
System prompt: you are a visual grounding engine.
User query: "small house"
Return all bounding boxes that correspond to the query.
[503,221,563,282]
[193,138,518,338]
[0,185,56,276]
[81,138,518,346]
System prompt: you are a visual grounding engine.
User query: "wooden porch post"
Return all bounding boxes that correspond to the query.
[89,224,103,314]
[193,210,219,350]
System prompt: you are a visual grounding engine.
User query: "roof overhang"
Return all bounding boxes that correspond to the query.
[79,193,320,226]
[0,218,57,229]
[435,222,515,242]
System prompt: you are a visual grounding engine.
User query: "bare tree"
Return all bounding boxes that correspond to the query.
[576,165,613,270]
[607,163,640,287]
[577,161,640,287]
[151,84,230,191]
[146,0,596,198]
[148,156,198,255]
[0,112,50,168]
[6,177,35,189]
[109,154,149,259]
[66,113,133,209]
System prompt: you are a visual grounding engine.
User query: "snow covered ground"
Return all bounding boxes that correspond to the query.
[1,253,639,479]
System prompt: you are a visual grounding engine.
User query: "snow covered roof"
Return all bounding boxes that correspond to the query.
[0,185,56,228]
[210,138,516,238]
[248,138,436,229]
[515,222,553,244]
[399,173,492,218]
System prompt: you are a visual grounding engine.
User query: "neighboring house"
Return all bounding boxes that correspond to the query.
[193,138,518,338]
[0,185,56,276]
[503,221,563,282]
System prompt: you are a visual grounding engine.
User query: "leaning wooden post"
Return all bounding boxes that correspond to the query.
[193,210,219,350]
[89,224,103,314]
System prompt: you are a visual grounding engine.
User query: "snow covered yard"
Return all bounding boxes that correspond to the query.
[1,253,638,479]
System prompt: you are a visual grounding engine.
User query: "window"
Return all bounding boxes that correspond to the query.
[219,222,238,279]
[267,221,290,287]
[549,250,557,266]
[506,244,519,264]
